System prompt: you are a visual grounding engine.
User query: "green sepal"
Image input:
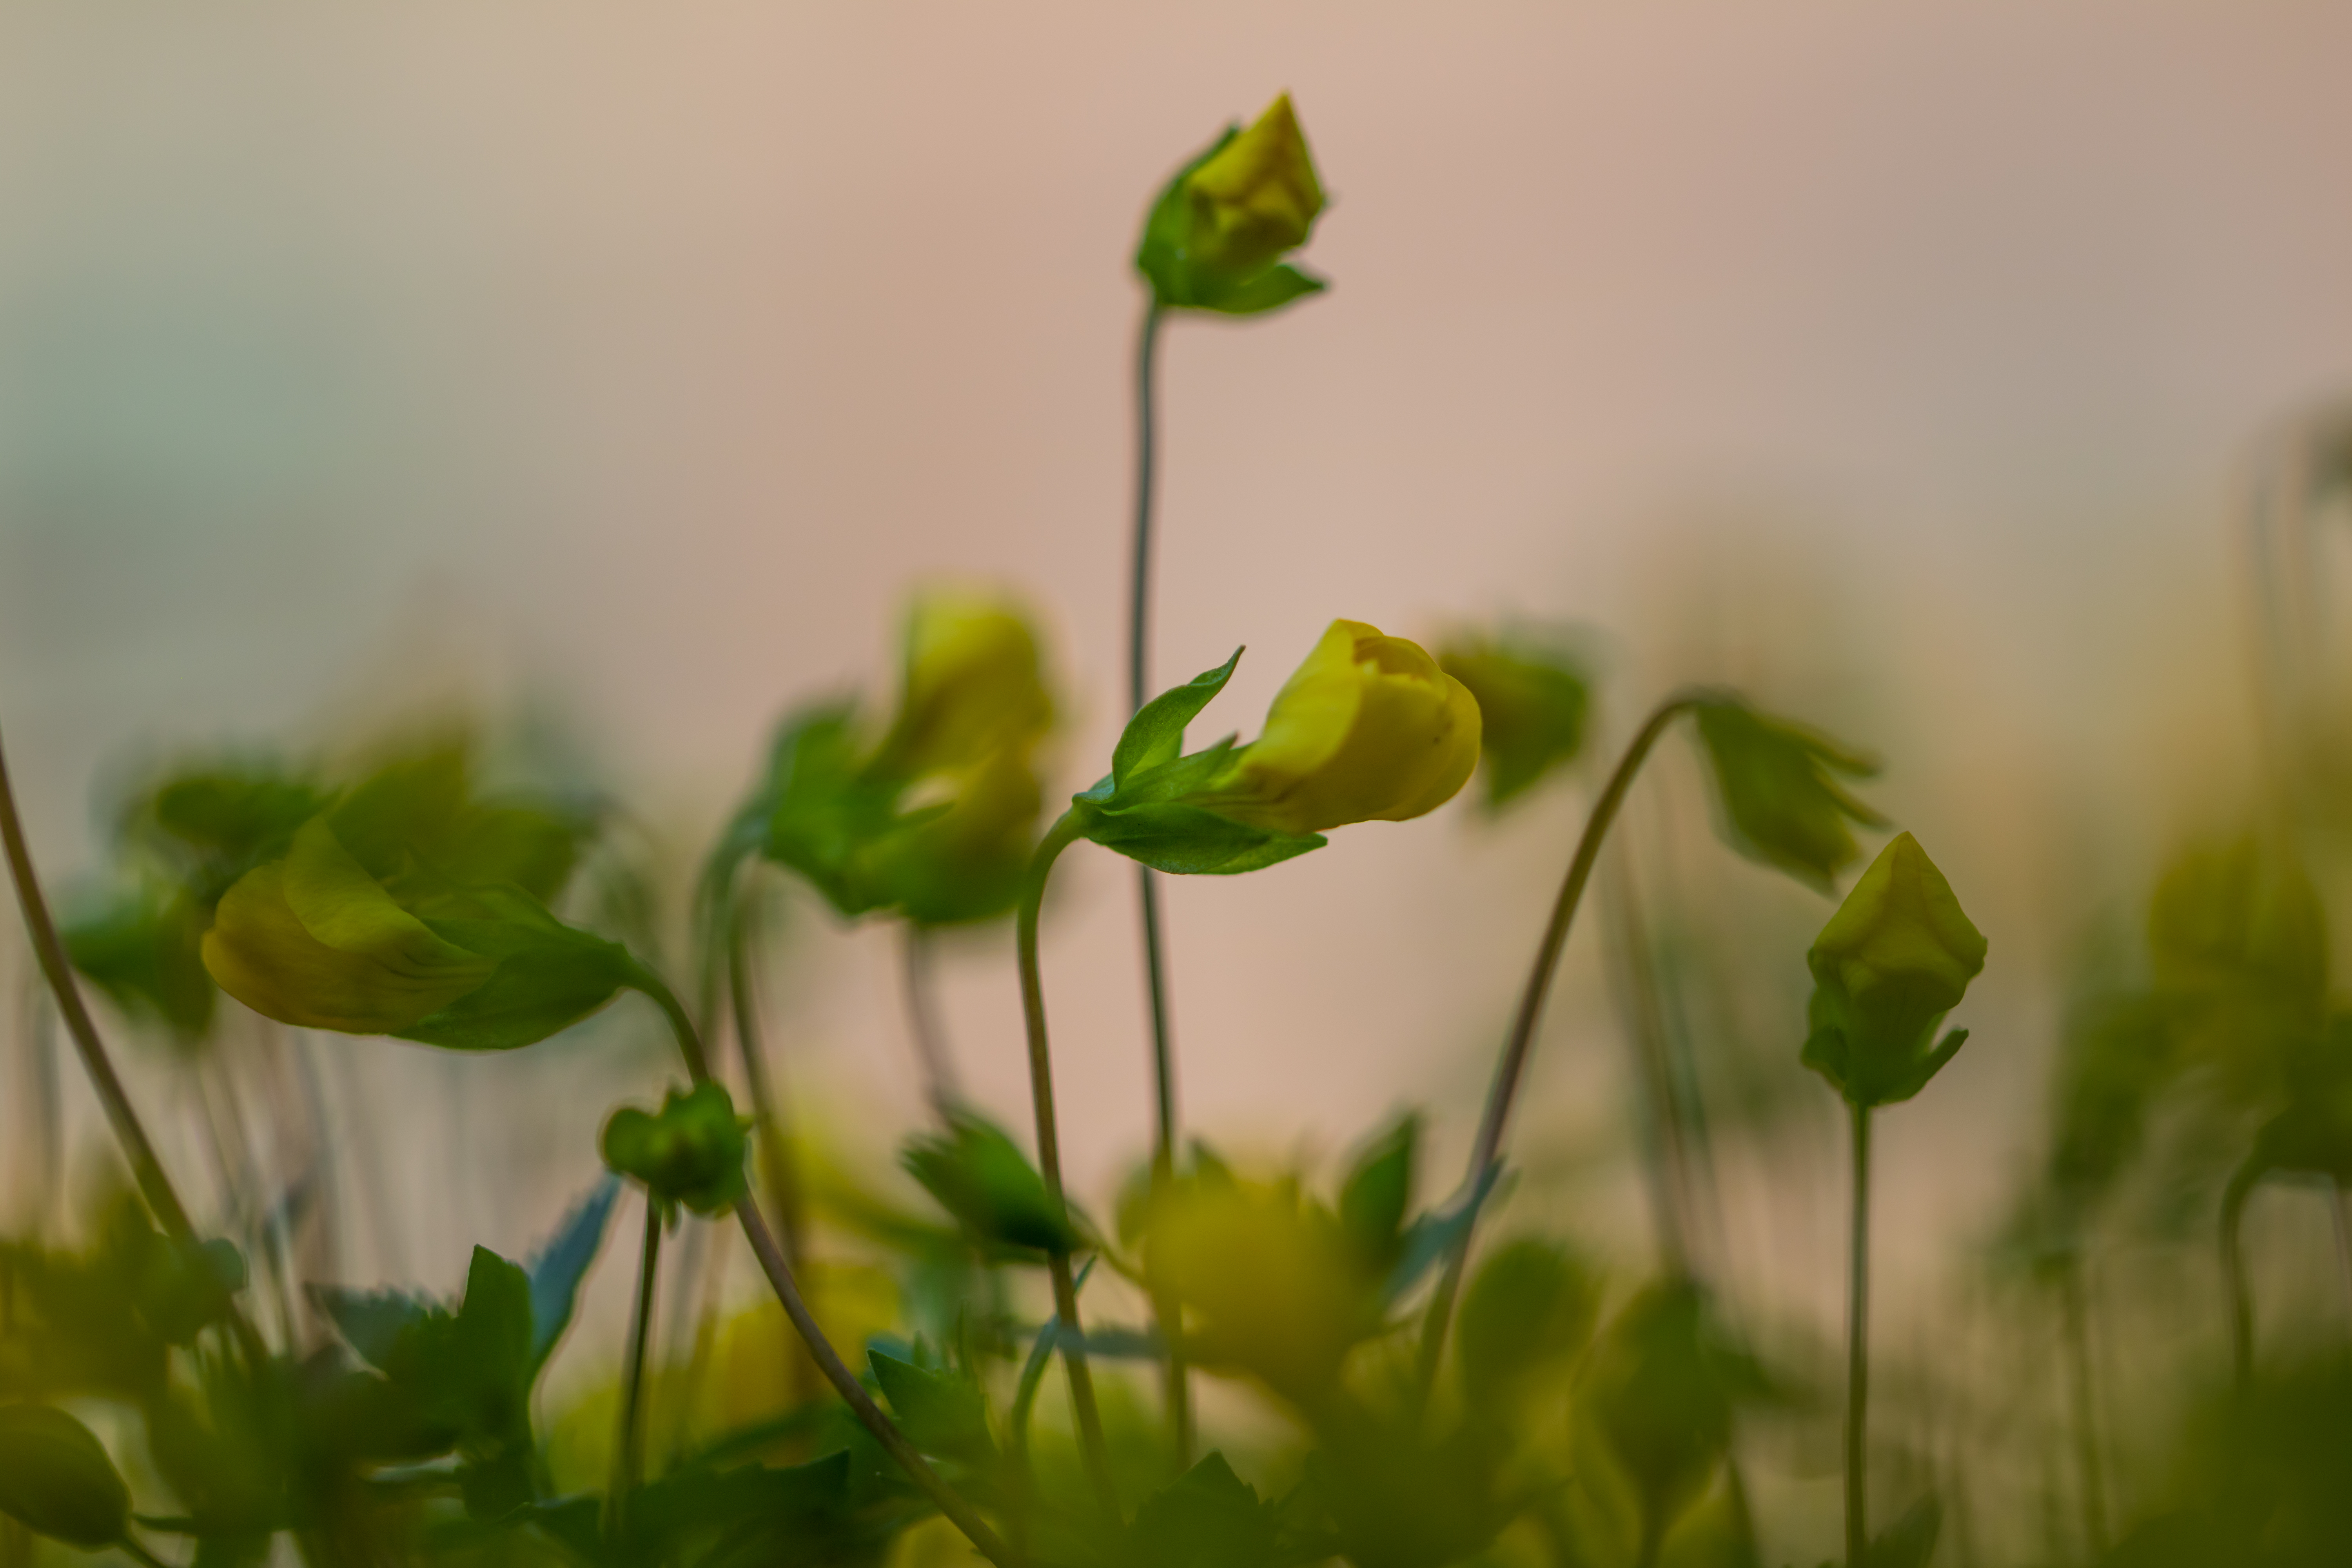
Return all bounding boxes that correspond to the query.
[600,1083,750,1220]
[1072,799,1325,877]
[901,1112,1080,1258]
[1111,648,1242,785]
[1803,1025,1970,1109]
[393,879,636,1051]
[869,1350,996,1465]
[1693,696,1886,893]
[1076,650,1324,875]
[0,1404,132,1549]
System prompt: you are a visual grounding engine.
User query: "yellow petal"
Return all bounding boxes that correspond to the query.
[1183,93,1327,275]
[201,822,495,1035]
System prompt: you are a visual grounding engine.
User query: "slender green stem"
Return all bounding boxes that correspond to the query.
[1016,811,1122,1520]
[629,970,1018,1566]
[1845,1102,1872,1568]
[1414,695,1702,1403]
[1125,299,1193,1467]
[727,888,806,1274]
[900,925,965,1121]
[2056,1256,2108,1558]
[610,1196,663,1530]
[2221,1160,2258,1388]
[0,722,194,1238]
[2332,1180,2352,1334]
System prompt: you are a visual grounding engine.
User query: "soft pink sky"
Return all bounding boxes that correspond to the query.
[5,4,2350,1391]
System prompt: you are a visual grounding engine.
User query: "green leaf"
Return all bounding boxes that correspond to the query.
[448,1247,536,1453]
[0,1405,132,1549]
[312,1286,434,1374]
[1195,263,1326,316]
[1456,1239,1597,1412]
[1111,649,1243,787]
[757,702,907,919]
[869,1351,995,1465]
[901,1112,1078,1257]
[118,757,328,906]
[1437,629,1595,811]
[1693,697,1885,893]
[1387,1163,1505,1304]
[1586,1281,1740,1548]
[1127,1451,1281,1568]
[527,1178,620,1372]
[1338,1116,1418,1273]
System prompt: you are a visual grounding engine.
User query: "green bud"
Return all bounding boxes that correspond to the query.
[202,817,632,1051]
[1135,94,1328,316]
[0,1405,132,1549]
[1693,697,1886,892]
[1436,631,1594,811]
[600,1082,749,1219]
[2148,836,2327,1102]
[1801,832,1987,1107]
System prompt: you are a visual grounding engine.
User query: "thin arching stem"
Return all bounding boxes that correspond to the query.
[610,1196,663,1530]
[0,723,195,1239]
[1845,1102,1873,1568]
[1414,695,1702,1401]
[629,970,1018,1567]
[1016,811,1122,1520]
[726,886,805,1273]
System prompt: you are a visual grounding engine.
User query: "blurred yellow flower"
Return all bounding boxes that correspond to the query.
[201,818,494,1035]
[873,592,1054,782]
[1207,619,1481,836]
[1183,94,1327,278]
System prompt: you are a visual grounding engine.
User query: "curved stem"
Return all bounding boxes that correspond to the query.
[0,723,268,1368]
[0,723,194,1238]
[1128,301,1164,717]
[629,970,1017,1566]
[726,888,805,1274]
[1414,695,1702,1401]
[1845,1103,1873,1568]
[2222,1160,2259,1388]
[1016,812,1122,1520]
[900,925,965,1122]
[610,1195,663,1530]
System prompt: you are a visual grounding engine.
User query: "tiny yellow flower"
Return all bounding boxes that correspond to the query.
[201,818,495,1035]
[1147,1175,1372,1402]
[1206,620,1481,836]
[1182,93,1328,279]
[1802,831,1987,1105]
[872,592,1054,782]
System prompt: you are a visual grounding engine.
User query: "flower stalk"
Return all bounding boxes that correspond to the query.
[628,969,1018,1566]
[1845,1102,1873,1568]
[1014,811,1123,1521]
[1415,694,1701,1400]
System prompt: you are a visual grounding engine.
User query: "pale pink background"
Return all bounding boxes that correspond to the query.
[4,5,2351,1489]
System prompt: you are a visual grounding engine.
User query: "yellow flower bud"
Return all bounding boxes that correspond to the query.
[1205,620,1481,836]
[201,818,495,1035]
[873,592,1054,782]
[1182,93,1327,278]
